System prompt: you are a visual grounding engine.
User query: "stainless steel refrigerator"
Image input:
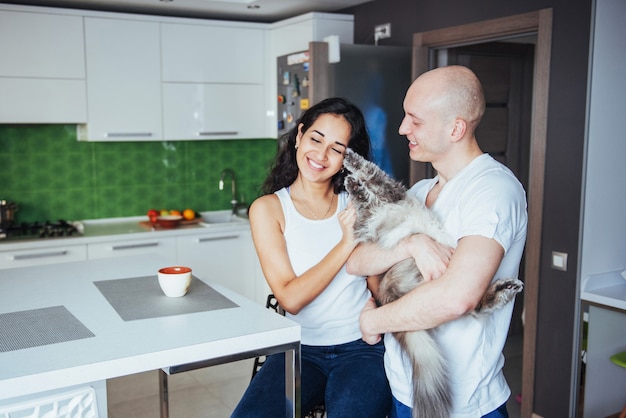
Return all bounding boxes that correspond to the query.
[276,42,412,186]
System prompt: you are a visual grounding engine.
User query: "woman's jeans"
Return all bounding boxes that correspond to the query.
[231,339,391,418]
[389,396,509,418]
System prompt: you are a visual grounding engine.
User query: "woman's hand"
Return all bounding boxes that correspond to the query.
[337,203,357,249]
[403,234,454,281]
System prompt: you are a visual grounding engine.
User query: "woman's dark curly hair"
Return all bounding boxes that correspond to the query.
[262,97,371,195]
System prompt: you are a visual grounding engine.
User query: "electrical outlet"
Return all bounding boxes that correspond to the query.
[375,23,391,41]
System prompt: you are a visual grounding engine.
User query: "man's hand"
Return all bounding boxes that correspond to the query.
[360,297,382,345]
[404,234,453,281]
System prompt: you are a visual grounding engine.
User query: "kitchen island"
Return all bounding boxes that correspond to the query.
[0,254,300,417]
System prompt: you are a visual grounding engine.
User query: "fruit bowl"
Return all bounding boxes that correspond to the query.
[156,215,183,229]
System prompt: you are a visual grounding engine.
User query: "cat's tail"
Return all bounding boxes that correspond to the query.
[395,330,452,418]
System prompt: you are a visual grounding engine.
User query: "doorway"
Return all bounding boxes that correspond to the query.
[409,9,553,418]
[444,40,535,337]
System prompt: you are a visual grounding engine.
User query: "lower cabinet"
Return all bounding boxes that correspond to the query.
[87,237,176,260]
[0,244,87,269]
[177,229,258,302]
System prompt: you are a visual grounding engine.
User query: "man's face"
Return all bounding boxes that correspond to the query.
[398,81,451,164]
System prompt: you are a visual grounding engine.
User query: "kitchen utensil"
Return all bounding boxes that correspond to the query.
[0,200,18,226]
[156,215,182,229]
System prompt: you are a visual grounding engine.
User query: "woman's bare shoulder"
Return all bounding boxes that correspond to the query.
[250,193,280,213]
[250,194,286,239]
[250,194,283,224]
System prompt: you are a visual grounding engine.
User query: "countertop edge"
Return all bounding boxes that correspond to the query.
[0,212,250,251]
[581,269,626,312]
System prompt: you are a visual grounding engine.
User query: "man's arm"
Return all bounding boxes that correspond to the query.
[347,233,453,281]
[360,235,504,344]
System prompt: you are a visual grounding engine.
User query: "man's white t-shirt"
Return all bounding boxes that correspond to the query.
[384,153,528,417]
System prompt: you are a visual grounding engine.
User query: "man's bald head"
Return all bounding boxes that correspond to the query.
[409,65,486,131]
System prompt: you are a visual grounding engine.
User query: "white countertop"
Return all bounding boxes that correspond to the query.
[0,254,299,400]
[581,269,626,311]
[0,210,250,251]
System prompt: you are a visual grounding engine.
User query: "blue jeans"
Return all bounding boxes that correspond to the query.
[231,339,391,418]
[389,396,509,418]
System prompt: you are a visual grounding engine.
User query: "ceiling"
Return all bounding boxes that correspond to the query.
[4,0,373,22]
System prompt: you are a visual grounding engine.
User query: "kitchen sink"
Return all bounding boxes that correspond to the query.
[199,210,248,225]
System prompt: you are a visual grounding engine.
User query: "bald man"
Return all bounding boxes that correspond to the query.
[347,66,528,418]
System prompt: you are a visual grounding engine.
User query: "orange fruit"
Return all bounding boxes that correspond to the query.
[170,209,182,217]
[182,209,195,220]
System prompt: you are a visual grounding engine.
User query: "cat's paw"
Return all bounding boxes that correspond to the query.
[473,278,523,316]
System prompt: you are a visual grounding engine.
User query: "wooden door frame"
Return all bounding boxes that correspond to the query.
[410,9,552,418]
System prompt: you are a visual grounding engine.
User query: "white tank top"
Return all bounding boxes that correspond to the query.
[276,187,370,346]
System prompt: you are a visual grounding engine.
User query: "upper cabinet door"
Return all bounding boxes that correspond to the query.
[162,83,265,140]
[0,10,85,79]
[0,10,87,123]
[81,17,163,141]
[161,23,265,84]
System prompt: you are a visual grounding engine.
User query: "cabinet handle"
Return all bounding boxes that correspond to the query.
[196,235,238,243]
[196,131,238,136]
[110,242,159,251]
[13,250,69,260]
[105,132,153,138]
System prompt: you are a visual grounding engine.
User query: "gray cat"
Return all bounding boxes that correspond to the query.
[343,149,523,418]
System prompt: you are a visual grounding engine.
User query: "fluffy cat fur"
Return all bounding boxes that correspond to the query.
[343,148,523,418]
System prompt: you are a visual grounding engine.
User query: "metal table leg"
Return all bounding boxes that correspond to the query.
[159,369,169,418]
[158,340,301,417]
[285,344,301,418]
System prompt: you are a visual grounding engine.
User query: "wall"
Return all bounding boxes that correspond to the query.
[0,124,277,223]
[580,0,626,280]
[580,2,626,413]
[341,0,593,416]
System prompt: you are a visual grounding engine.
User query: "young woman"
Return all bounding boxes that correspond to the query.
[231,98,391,417]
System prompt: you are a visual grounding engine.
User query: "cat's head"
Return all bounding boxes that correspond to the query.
[342,149,406,208]
[342,149,374,204]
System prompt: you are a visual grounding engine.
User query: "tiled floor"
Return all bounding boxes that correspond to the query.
[106,359,254,418]
[107,334,524,417]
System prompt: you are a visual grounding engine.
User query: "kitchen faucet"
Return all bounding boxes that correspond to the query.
[219,169,239,215]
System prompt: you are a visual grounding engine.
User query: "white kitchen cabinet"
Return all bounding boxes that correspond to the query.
[0,9,86,123]
[87,237,176,260]
[268,12,354,59]
[176,229,257,301]
[264,12,354,137]
[79,17,162,141]
[161,22,265,84]
[162,83,265,140]
[161,21,268,140]
[0,243,87,269]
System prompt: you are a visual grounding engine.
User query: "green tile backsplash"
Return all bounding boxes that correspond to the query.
[0,125,278,223]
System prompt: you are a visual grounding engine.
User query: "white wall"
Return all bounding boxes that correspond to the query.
[579,0,626,416]
[580,0,626,279]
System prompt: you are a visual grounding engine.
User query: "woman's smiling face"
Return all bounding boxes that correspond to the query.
[295,113,351,182]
